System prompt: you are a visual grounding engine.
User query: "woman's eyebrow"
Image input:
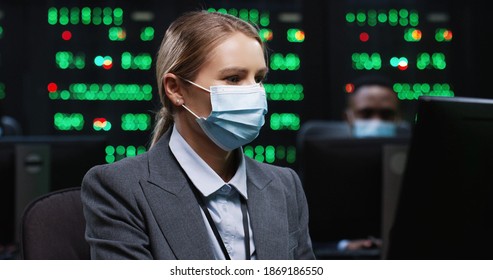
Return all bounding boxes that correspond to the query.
[217,67,247,76]
[217,67,269,76]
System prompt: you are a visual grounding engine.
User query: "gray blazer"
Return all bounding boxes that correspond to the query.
[81,128,315,260]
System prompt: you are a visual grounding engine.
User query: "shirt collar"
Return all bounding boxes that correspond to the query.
[169,125,248,199]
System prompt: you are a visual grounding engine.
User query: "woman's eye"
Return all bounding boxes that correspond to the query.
[255,76,267,83]
[225,76,240,83]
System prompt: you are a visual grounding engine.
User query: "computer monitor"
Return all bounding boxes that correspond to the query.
[0,135,107,244]
[387,96,493,259]
[299,135,409,258]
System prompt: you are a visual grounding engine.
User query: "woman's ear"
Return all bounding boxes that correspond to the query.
[163,73,184,106]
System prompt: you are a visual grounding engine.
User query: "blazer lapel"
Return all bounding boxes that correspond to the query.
[140,130,214,259]
[246,159,290,260]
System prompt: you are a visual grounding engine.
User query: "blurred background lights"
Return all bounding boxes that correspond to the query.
[390,56,409,70]
[61,30,72,40]
[359,32,369,42]
[93,117,111,131]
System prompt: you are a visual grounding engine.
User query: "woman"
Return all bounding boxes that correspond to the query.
[81,10,315,260]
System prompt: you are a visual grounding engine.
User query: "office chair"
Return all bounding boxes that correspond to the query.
[20,187,90,260]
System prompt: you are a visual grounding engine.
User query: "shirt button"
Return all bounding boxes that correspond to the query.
[221,185,232,193]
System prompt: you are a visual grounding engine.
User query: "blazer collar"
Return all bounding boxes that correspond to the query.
[142,128,214,259]
[143,127,288,259]
[244,159,290,260]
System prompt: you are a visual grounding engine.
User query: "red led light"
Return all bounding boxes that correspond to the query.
[412,29,422,41]
[443,30,453,41]
[397,61,408,71]
[359,32,369,42]
[295,30,305,41]
[47,82,57,92]
[102,60,113,70]
[93,118,108,128]
[61,31,72,41]
[345,83,355,93]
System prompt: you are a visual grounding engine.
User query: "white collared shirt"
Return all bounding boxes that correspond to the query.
[169,126,256,260]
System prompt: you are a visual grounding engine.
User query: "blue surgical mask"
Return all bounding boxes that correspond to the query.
[352,119,397,138]
[181,79,268,151]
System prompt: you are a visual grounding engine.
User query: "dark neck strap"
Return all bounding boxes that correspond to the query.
[191,185,251,260]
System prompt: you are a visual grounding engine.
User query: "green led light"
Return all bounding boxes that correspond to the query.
[435,28,453,42]
[243,145,296,164]
[287,28,305,43]
[249,9,259,24]
[121,52,152,70]
[109,27,126,41]
[105,145,147,163]
[432,52,446,69]
[377,12,388,23]
[410,10,419,26]
[113,7,123,26]
[53,112,84,131]
[395,83,454,100]
[54,83,153,101]
[417,52,447,70]
[81,7,91,25]
[259,28,273,42]
[346,12,356,23]
[263,83,304,101]
[389,9,398,26]
[92,7,102,25]
[239,9,249,21]
[228,8,238,16]
[55,51,85,69]
[103,7,113,25]
[269,113,300,131]
[105,145,115,155]
[121,113,151,131]
[70,7,80,24]
[265,145,275,163]
[140,27,154,41]
[106,155,115,163]
[50,6,120,26]
[404,28,422,42]
[48,7,57,25]
[116,145,125,155]
[269,53,300,71]
[367,9,377,26]
[126,146,136,157]
[260,12,270,27]
[59,7,69,25]
[352,53,382,70]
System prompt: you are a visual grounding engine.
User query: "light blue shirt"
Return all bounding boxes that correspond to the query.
[169,126,256,260]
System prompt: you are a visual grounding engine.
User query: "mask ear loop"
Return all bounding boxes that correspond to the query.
[181,104,202,119]
[172,76,212,119]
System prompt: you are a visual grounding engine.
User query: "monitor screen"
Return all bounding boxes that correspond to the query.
[387,96,493,259]
[299,135,410,251]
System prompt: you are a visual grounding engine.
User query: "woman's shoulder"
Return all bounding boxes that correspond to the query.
[85,152,149,178]
[244,156,298,177]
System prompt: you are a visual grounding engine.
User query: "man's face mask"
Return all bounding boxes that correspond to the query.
[352,119,397,138]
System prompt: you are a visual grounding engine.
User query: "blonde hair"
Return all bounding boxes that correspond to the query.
[150,10,267,147]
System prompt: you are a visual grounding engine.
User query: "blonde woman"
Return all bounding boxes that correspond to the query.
[81,10,315,260]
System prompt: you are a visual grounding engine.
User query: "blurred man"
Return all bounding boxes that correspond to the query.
[344,74,406,138]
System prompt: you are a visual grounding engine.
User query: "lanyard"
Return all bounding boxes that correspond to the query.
[191,185,251,260]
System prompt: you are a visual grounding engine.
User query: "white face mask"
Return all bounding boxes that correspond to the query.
[352,119,397,138]
[181,79,268,151]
